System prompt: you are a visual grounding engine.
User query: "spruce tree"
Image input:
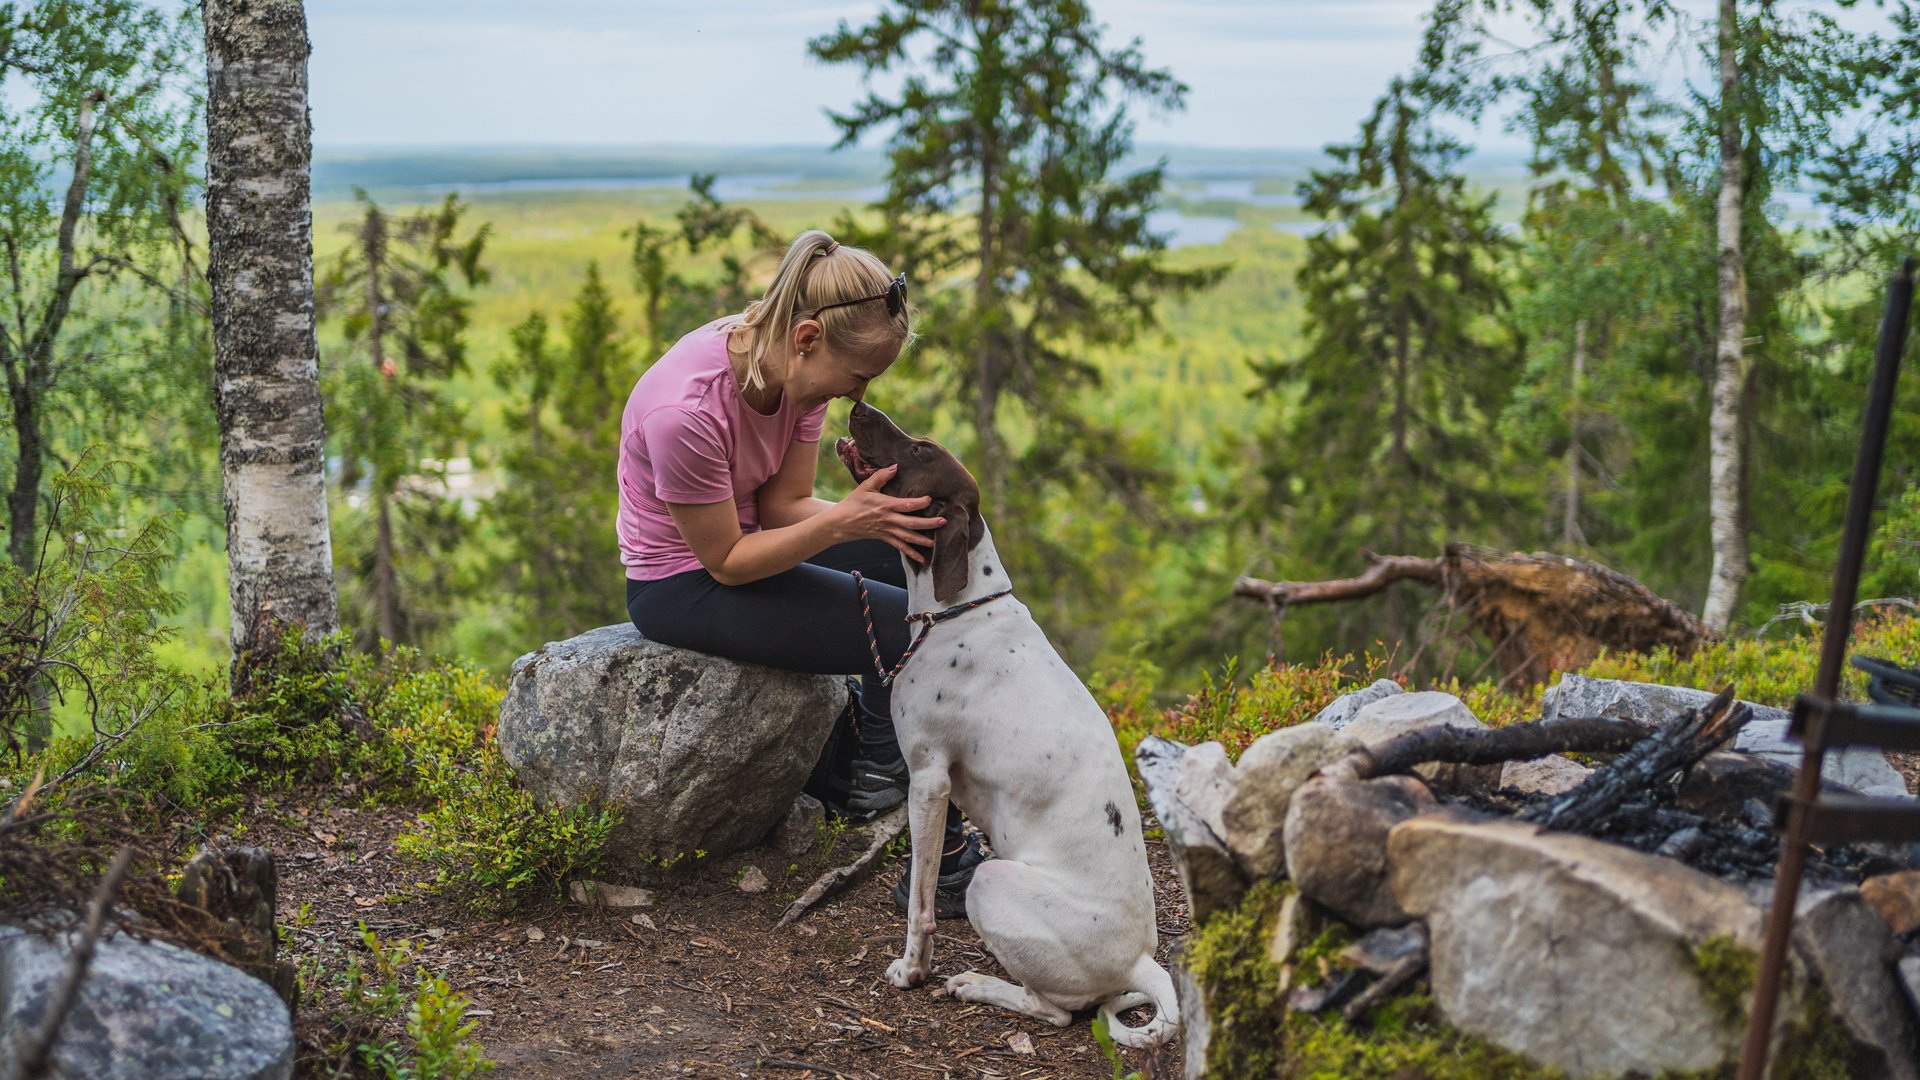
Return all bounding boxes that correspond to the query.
[1248,72,1519,650]
[317,192,488,648]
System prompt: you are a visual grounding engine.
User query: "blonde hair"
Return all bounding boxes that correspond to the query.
[731,230,914,392]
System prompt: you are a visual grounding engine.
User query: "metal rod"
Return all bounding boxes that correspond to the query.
[1739,256,1915,1079]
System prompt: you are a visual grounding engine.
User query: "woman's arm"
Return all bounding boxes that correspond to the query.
[757,438,835,530]
[671,462,943,586]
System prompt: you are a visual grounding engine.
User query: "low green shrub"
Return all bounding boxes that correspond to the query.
[305,924,494,1080]
[396,747,619,913]
[1583,611,1920,707]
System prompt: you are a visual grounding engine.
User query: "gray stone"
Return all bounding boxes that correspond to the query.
[1542,674,1908,797]
[1312,679,1404,731]
[1138,737,1250,923]
[498,624,846,868]
[737,866,769,894]
[1499,755,1593,798]
[1171,941,1211,1080]
[1174,741,1236,841]
[1283,775,1437,929]
[1220,723,1361,880]
[0,929,293,1080]
[769,793,826,858]
[1899,951,1920,1025]
[1793,888,1920,1080]
[1388,815,1768,1078]
[1340,923,1429,975]
[568,880,654,909]
[1342,691,1499,795]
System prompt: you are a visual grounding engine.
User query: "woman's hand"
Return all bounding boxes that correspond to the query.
[829,464,944,563]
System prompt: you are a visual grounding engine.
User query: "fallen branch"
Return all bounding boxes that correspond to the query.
[16,844,135,1080]
[1341,715,1657,781]
[1522,686,1750,835]
[1341,951,1428,1026]
[1236,545,1716,687]
[775,807,908,930]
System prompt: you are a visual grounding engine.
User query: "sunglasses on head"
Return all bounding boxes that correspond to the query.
[805,273,909,321]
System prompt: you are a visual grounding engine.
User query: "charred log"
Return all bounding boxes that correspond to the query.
[1344,715,1655,781]
[1522,686,1748,835]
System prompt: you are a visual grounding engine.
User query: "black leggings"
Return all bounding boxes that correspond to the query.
[625,538,911,757]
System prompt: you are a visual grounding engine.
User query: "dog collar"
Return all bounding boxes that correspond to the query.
[851,571,1013,686]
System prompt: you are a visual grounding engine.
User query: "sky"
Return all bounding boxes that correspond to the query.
[304,0,1875,154]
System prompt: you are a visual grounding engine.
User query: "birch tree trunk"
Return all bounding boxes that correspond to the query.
[1703,0,1748,633]
[1564,318,1586,548]
[204,0,340,669]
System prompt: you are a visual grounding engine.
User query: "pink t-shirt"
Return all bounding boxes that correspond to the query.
[618,318,827,580]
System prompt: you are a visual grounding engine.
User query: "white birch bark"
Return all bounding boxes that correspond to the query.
[1703,0,1749,633]
[203,0,339,666]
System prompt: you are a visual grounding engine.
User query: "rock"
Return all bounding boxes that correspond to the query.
[1171,941,1211,1080]
[1312,679,1404,731]
[1793,887,1920,1080]
[1174,742,1237,841]
[0,928,294,1080]
[1265,891,1305,969]
[1138,737,1249,922]
[1221,723,1361,880]
[769,794,826,858]
[1900,951,1920,1023]
[498,624,847,868]
[737,866,769,894]
[1864,871,1920,937]
[1340,923,1429,975]
[1388,815,1768,1078]
[1542,674,1908,797]
[1499,755,1593,798]
[1342,692,1499,796]
[1283,775,1437,928]
[568,880,655,909]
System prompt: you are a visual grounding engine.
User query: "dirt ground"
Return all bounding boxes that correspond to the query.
[251,794,1188,1080]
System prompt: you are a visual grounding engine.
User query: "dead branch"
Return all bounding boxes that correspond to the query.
[1341,951,1428,1026]
[1343,715,1657,781]
[16,845,134,1080]
[1236,544,1717,687]
[1522,686,1750,835]
[775,806,909,930]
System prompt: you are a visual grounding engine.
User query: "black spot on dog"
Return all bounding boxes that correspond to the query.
[935,691,943,701]
[950,658,958,668]
[983,566,994,575]
[1104,801,1124,836]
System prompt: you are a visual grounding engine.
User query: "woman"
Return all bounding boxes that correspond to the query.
[619,230,982,916]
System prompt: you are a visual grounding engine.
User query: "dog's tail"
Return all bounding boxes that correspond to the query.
[1097,955,1180,1050]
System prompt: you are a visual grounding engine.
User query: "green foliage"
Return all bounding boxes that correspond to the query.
[1104,653,1394,767]
[1689,934,1758,1034]
[1281,992,1563,1080]
[397,748,619,914]
[1088,1012,1143,1080]
[322,925,495,1080]
[1582,611,1920,708]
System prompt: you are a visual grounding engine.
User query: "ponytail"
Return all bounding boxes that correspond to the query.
[733,230,912,391]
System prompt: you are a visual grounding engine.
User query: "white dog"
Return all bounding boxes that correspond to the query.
[836,402,1177,1049]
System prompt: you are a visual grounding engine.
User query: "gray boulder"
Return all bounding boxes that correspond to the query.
[0,928,293,1080]
[1312,679,1404,731]
[1137,737,1249,922]
[1542,674,1908,797]
[498,624,847,868]
[1389,815,1767,1078]
[1343,691,1500,795]
[1283,774,1437,928]
[1793,888,1920,1080]
[1221,723,1361,880]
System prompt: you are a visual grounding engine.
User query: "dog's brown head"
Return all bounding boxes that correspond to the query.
[837,402,986,604]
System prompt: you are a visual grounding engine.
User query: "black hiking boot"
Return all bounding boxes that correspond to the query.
[892,829,988,920]
[845,752,909,819]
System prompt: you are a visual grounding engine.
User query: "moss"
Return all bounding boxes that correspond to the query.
[1690,934,1760,1033]
[1183,880,1290,1078]
[1675,933,1860,1080]
[1282,991,1565,1080]
[1289,922,1355,989]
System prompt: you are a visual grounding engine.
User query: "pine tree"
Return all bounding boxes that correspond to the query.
[317,192,488,648]
[810,1,1221,494]
[1247,72,1519,649]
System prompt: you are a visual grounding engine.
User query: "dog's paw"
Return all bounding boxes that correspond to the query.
[887,957,928,989]
[943,970,986,999]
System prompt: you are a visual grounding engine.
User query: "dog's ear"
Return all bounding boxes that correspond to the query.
[930,502,976,604]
